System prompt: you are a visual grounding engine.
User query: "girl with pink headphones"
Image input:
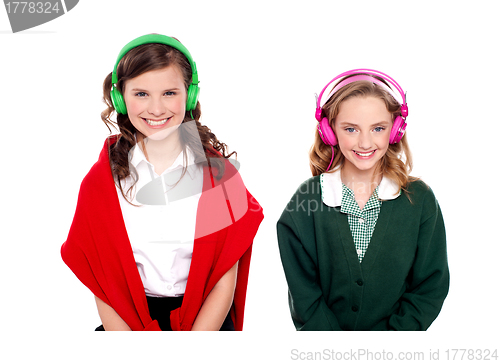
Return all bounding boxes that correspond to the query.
[277,69,449,330]
[61,34,263,331]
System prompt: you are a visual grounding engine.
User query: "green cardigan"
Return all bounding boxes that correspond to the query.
[276,177,449,331]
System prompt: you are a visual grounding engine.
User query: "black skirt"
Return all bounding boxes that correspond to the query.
[95,295,235,331]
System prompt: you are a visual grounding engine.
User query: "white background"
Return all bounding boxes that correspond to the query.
[1,0,499,362]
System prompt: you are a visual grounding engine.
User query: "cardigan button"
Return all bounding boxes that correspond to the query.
[351,306,359,312]
[356,279,363,286]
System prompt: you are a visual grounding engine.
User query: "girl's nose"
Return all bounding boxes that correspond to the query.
[148,97,166,116]
[358,131,372,149]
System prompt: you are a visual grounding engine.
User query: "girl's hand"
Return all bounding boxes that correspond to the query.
[95,296,132,331]
[191,261,238,331]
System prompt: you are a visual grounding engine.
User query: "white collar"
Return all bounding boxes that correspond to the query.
[321,168,401,207]
[129,141,199,180]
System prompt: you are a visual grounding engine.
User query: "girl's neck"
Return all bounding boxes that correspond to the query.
[137,132,183,175]
[340,163,382,200]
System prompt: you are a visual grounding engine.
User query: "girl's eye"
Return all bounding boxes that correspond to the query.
[164,91,176,96]
[345,127,356,133]
[135,92,147,97]
[374,126,385,132]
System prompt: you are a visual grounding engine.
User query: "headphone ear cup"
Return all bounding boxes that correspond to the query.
[186,84,200,112]
[317,117,338,146]
[110,86,127,115]
[390,116,407,144]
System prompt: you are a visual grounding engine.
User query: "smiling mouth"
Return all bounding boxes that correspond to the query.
[354,150,376,157]
[142,117,171,126]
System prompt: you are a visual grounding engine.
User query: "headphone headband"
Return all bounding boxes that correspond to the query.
[315,68,408,121]
[330,75,390,96]
[111,34,198,86]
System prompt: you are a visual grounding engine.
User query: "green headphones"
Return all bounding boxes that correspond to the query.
[110,34,200,115]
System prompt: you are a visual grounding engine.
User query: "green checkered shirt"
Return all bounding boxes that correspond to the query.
[341,184,381,262]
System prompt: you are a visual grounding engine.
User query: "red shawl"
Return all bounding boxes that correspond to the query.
[61,136,263,331]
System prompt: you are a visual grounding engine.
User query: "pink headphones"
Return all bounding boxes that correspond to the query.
[315,69,408,171]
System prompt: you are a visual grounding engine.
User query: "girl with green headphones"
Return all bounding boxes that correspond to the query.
[61,34,263,331]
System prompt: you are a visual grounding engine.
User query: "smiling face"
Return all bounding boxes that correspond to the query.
[123,65,187,141]
[333,96,392,179]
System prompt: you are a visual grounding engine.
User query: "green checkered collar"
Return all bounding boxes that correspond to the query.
[320,168,401,207]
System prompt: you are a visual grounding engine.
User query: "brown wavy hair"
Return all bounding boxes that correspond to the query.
[309,75,418,193]
[101,41,235,203]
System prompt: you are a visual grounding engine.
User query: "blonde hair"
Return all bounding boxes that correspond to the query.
[309,77,418,193]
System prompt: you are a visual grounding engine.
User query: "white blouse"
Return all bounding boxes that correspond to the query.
[115,143,203,297]
[320,168,401,207]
